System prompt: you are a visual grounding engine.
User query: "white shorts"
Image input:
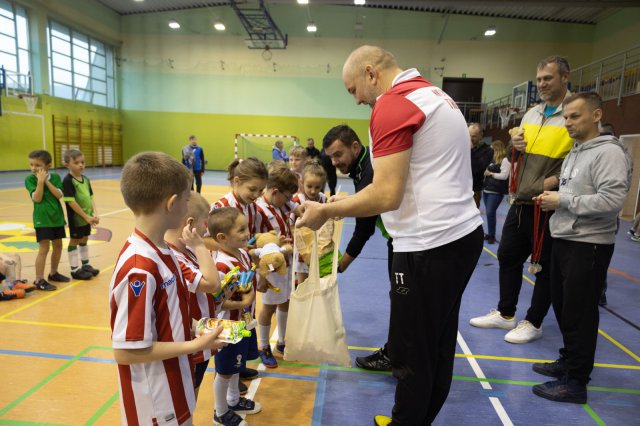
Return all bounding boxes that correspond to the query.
[261,269,292,305]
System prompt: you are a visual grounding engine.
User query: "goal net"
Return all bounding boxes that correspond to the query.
[235,133,298,164]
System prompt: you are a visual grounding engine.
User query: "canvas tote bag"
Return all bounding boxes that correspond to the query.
[284,219,351,367]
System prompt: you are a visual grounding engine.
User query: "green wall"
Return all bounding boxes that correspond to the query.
[121,110,369,170]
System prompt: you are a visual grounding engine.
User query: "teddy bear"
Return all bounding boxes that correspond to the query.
[249,231,292,292]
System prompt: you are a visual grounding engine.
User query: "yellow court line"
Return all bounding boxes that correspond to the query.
[0,318,110,331]
[454,353,640,371]
[0,264,115,320]
[482,246,640,364]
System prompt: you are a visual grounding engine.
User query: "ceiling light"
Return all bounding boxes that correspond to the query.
[168,20,180,29]
[297,0,309,4]
[306,21,317,32]
[484,26,496,36]
[354,0,366,5]
[214,21,226,31]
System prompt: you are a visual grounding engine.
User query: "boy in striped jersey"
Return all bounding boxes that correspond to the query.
[254,163,302,367]
[110,152,226,426]
[165,191,224,397]
[209,207,262,426]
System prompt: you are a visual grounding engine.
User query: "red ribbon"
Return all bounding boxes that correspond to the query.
[532,198,549,263]
[509,147,522,196]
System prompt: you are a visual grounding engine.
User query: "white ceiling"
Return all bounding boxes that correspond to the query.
[95,0,637,24]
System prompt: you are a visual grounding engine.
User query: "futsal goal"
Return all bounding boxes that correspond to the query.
[234,133,299,164]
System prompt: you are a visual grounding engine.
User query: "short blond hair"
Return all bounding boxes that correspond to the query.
[289,145,308,160]
[63,149,83,164]
[121,152,192,215]
[187,191,210,221]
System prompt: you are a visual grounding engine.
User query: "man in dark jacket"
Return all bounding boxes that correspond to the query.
[469,123,494,207]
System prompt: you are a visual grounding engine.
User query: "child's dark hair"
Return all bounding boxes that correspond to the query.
[63,149,83,165]
[28,150,52,165]
[208,207,242,239]
[302,159,326,183]
[266,162,299,194]
[121,151,192,215]
[227,157,268,183]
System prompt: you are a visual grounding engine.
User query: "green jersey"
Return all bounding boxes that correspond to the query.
[62,173,94,227]
[25,172,66,228]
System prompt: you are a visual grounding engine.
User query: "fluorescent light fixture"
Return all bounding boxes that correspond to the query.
[168,19,180,29]
[297,0,309,4]
[214,21,226,31]
[306,21,317,32]
[354,0,366,5]
[484,26,496,36]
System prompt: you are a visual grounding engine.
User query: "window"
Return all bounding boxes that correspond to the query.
[48,20,116,108]
[0,0,30,90]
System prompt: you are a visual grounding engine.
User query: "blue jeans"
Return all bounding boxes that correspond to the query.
[483,192,504,237]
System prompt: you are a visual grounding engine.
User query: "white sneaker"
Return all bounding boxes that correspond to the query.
[504,320,542,344]
[469,309,516,330]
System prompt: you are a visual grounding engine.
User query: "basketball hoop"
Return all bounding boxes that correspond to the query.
[18,93,38,113]
[498,107,518,129]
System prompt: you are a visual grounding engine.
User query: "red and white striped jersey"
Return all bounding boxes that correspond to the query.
[215,248,256,321]
[168,243,217,364]
[109,229,195,426]
[211,191,258,236]
[254,195,298,240]
[291,192,327,205]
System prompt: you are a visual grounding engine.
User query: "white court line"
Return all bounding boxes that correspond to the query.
[100,207,130,217]
[457,331,513,426]
[244,328,277,400]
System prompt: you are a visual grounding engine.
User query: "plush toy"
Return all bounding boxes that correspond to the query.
[250,231,292,291]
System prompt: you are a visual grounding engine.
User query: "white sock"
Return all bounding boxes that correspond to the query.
[79,244,89,265]
[276,309,288,344]
[226,373,240,407]
[258,323,271,348]
[214,374,231,417]
[68,246,79,270]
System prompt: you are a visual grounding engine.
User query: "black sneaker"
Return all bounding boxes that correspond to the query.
[239,367,259,380]
[239,379,248,396]
[48,272,70,283]
[0,291,17,301]
[82,264,100,276]
[355,348,392,371]
[275,342,285,354]
[71,268,93,280]
[34,279,57,291]
[228,397,262,415]
[532,358,568,378]
[213,409,246,426]
[532,376,587,404]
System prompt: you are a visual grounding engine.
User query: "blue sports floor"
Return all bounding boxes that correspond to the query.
[0,167,638,425]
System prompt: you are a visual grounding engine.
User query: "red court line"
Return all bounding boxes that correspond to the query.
[609,267,640,285]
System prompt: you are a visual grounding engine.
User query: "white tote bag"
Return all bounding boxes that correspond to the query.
[284,219,351,367]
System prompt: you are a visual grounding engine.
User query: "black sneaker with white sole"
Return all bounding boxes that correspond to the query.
[227,397,262,415]
[213,409,246,426]
[355,348,392,371]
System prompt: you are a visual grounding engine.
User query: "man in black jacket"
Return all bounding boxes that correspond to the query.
[323,124,392,371]
[469,123,494,208]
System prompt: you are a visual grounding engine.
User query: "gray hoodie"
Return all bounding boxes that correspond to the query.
[550,135,633,244]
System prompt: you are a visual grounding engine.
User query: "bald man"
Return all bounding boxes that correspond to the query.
[298,45,484,425]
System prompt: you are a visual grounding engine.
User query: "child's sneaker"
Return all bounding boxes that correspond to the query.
[4,289,25,299]
[0,291,17,301]
[275,342,285,354]
[238,380,248,396]
[34,279,57,291]
[48,272,70,282]
[71,268,93,280]
[213,409,247,426]
[228,397,262,415]
[631,234,640,243]
[259,346,278,368]
[82,264,100,276]
[12,280,36,293]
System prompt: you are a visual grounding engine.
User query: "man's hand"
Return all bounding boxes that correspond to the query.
[328,194,347,203]
[537,191,559,211]
[297,201,328,231]
[509,127,527,152]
